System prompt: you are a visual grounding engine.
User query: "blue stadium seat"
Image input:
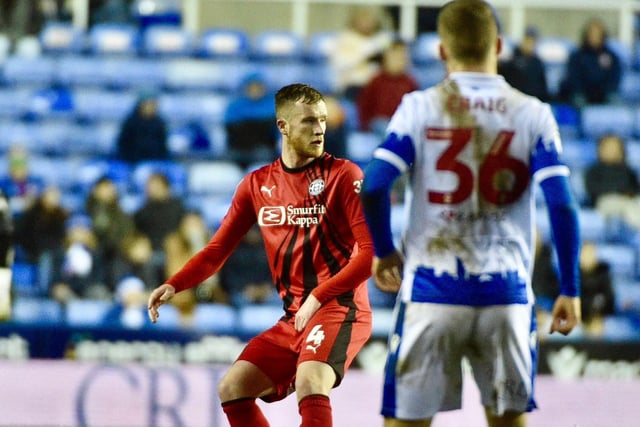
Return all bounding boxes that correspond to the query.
[73,89,137,122]
[163,58,249,92]
[625,140,640,172]
[131,160,188,196]
[65,121,119,156]
[88,23,139,56]
[192,303,238,335]
[142,24,194,57]
[614,279,640,313]
[367,278,396,309]
[581,105,635,140]
[237,304,283,338]
[39,21,85,55]
[0,87,32,119]
[601,315,640,340]
[619,71,640,104]
[346,131,382,164]
[66,299,113,328]
[578,208,607,243]
[2,56,56,86]
[551,103,581,139]
[101,57,166,90]
[251,61,310,92]
[251,30,304,61]
[11,263,39,297]
[119,191,144,214]
[74,159,131,195]
[12,297,63,325]
[606,38,632,70]
[159,92,229,124]
[561,138,596,169]
[411,32,440,66]
[198,28,250,59]
[187,161,245,197]
[186,194,232,228]
[56,56,111,87]
[597,244,637,277]
[305,31,338,63]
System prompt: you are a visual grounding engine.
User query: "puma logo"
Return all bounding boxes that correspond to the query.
[261,185,276,197]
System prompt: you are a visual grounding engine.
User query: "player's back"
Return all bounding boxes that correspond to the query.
[387,72,562,305]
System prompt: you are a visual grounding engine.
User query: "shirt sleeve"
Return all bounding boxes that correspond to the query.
[166,177,256,292]
[311,163,374,304]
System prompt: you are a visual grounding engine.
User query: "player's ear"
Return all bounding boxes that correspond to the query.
[496,36,503,56]
[277,118,288,136]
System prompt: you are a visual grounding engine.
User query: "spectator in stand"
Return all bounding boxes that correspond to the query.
[560,18,622,107]
[330,5,393,100]
[164,210,224,322]
[498,26,549,101]
[49,214,109,303]
[579,240,615,336]
[323,95,349,159]
[356,38,418,138]
[15,185,69,295]
[584,134,640,232]
[111,231,159,289]
[0,146,44,218]
[116,91,169,164]
[85,176,134,288]
[103,276,152,330]
[134,172,186,279]
[0,189,13,320]
[223,72,278,169]
[218,224,279,308]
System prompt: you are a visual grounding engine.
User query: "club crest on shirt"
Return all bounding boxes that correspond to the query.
[308,179,325,196]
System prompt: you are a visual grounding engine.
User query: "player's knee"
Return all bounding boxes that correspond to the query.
[294,372,332,398]
[218,375,244,402]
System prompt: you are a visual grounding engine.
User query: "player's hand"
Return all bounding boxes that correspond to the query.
[372,251,404,293]
[147,283,176,323]
[549,295,581,335]
[295,294,321,332]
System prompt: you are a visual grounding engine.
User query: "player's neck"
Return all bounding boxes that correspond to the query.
[280,150,318,170]
[447,57,497,74]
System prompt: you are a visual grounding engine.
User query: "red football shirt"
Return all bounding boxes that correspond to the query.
[167,153,374,316]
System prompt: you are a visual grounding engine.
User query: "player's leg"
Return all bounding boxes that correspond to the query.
[469,304,536,427]
[218,360,275,427]
[381,302,474,425]
[219,322,299,427]
[295,303,372,427]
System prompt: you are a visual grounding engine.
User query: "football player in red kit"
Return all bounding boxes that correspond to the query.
[148,83,374,427]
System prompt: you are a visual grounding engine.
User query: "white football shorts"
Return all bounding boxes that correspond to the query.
[381,301,537,421]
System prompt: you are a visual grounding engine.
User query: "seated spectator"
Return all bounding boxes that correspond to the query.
[498,26,549,101]
[584,134,640,232]
[579,241,616,336]
[356,38,418,138]
[0,146,44,217]
[218,224,278,308]
[0,189,12,320]
[223,72,278,169]
[49,214,109,303]
[15,185,69,294]
[115,91,169,164]
[134,172,186,277]
[324,95,349,159]
[85,176,134,287]
[103,276,152,330]
[330,5,392,100]
[111,231,159,289]
[560,18,622,107]
[164,211,226,321]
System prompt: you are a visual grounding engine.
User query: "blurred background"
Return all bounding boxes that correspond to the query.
[0,1,639,426]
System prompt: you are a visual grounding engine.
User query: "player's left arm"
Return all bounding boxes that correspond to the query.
[295,165,375,331]
[531,132,582,335]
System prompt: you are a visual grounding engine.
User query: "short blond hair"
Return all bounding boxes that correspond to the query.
[437,0,498,65]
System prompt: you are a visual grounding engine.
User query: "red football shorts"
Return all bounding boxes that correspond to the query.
[237,302,372,402]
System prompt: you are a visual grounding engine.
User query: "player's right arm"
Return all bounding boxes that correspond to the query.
[147,177,257,323]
